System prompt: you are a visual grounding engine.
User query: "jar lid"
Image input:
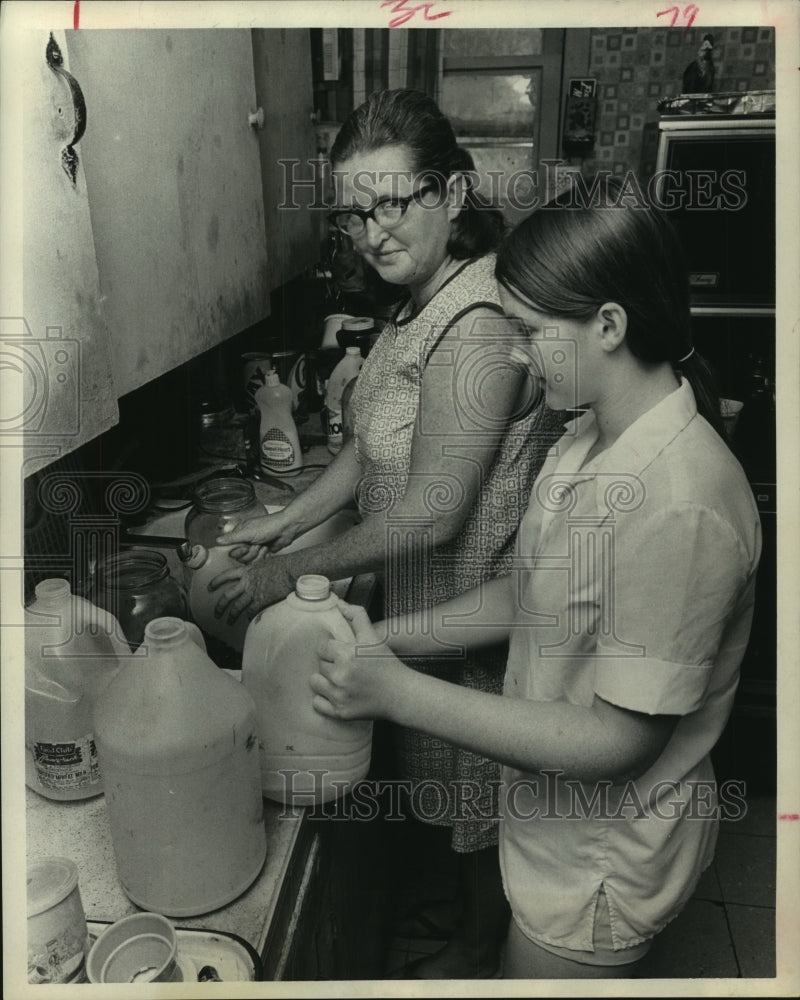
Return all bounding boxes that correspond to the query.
[27,857,79,917]
[296,575,331,600]
[342,317,373,332]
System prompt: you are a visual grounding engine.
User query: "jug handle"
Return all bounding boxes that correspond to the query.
[326,611,358,645]
[178,542,209,570]
[25,663,80,704]
[183,620,207,652]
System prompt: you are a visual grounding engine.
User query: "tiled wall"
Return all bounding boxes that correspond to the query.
[351,29,409,109]
[580,26,775,180]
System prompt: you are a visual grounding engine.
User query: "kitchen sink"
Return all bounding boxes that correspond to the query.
[127,501,360,585]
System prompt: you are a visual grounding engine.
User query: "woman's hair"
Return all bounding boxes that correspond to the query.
[495,176,727,440]
[330,89,505,259]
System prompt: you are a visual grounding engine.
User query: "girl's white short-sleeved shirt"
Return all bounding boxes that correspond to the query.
[499,379,762,954]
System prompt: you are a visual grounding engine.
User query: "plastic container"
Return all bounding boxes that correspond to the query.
[94,617,267,916]
[285,353,308,420]
[92,549,187,650]
[341,375,359,445]
[255,371,303,477]
[321,312,355,349]
[86,912,180,984]
[182,478,265,652]
[25,579,128,801]
[325,345,364,455]
[336,315,374,352]
[241,575,372,804]
[27,856,90,984]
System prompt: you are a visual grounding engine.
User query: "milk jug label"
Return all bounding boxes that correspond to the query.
[261,428,296,470]
[32,736,100,791]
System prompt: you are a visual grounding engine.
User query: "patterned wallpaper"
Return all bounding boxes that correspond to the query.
[580,26,775,180]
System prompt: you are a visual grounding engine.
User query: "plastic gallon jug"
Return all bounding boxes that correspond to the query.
[241,575,372,805]
[94,617,266,917]
[25,579,129,801]
[179,543,251,653]
[325,346,363,455]
[255,371,303,477]
[182,477,265,652]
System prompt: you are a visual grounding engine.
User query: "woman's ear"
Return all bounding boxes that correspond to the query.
[597,302,628,352]
[446,172,468,220]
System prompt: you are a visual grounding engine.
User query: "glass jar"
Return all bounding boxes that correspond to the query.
[93,550,187,650]
[184,478,264,549]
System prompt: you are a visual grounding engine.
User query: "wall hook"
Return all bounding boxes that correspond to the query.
[46,33,86,185]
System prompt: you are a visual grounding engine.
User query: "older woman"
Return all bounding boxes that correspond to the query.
[210,89,564,978]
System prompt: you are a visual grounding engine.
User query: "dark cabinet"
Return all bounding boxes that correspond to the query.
[657,115,778,794]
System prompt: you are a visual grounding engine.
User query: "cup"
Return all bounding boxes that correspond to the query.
[86,912,181,984]
[720,398,744,437]
[27,856,89,984]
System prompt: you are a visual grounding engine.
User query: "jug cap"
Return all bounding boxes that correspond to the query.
[34,579,71,603]
[296,575,331,600]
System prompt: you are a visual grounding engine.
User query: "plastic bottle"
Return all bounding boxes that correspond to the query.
[181,478,265,653]
[94,617,267,917]
[241,575,372,804]
[24,579,129,801]
[255,371,303,477]
[325,345,364,455]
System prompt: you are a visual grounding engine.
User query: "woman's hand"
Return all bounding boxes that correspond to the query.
[216,508,300,561]
[207,555,295,622]
[311,601,409,722]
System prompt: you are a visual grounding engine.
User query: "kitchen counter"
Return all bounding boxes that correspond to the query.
[25,787,308,970]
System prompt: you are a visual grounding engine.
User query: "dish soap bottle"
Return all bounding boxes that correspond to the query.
[325,346,363,455]
[255,370,303,477]
[241,575,372,804]
[25,578,129,801]
[94,617,266,916]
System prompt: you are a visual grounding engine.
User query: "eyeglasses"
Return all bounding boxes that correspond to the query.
[328,183,439,238]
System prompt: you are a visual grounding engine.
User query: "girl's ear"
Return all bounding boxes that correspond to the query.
[597,302,628,353]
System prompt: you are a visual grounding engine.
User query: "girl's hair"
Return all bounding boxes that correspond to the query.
[495,176,727,440]
[330,89,505,259]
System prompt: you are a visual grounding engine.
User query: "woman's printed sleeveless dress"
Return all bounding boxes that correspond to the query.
[349,253,565,852]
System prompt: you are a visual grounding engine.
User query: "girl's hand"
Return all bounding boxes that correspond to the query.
[216,510,299,560]
[207,557,294,622]
[311,601,407,721]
